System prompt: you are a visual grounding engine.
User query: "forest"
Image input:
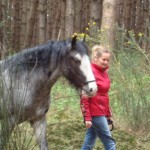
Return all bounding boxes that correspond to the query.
[0,0,150,149]
[0,0,149,53]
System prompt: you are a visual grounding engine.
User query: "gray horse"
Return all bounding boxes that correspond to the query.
[0,36,97,150]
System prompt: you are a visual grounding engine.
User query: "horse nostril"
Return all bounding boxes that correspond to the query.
[89,87,97,95]
[90,88,93,92]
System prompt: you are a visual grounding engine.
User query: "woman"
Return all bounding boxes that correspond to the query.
[80,45,116,150]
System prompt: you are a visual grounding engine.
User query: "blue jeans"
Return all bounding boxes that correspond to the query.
[81,116,116,150]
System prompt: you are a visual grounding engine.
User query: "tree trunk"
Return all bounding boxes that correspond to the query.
[12,0,21,51]
[0,0,2,43]
[51,0,61,40]
[101,0,117,47]
[24,0,39,48]
[39,0,47,43]
[89,0,102,37]
[135,0,143,34]
[32,15,39,45]
[74,0,82,33]
[59,0,66,40]
[124,0,132,31]
[89,0,101,28]
[46,0,52,40]
[116,0,123,27]
[130,0,137,30]
[81,0,90,33]
[1,0,8,57]
[143,0,149,30]
[143,0,150,51]
[65,0,74,38]
[20,0,27,49]
[0,0,3,59]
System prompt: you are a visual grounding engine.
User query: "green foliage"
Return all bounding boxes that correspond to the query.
[51,78,80,112]
[109,29,150,131]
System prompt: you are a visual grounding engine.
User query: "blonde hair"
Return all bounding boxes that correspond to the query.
[91,45,110,60]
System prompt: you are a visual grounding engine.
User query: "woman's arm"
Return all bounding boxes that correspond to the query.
[80,96,92,128]
[80,96,92,121]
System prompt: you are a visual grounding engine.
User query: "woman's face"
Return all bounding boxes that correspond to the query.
[95,52,111,68]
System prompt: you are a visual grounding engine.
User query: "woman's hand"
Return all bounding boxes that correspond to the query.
[85,121,92,128]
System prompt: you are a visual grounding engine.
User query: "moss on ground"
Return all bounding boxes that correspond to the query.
[6,108,150,150]
[46,114,150,150]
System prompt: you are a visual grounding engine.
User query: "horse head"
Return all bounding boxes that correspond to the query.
[62,36,97,97]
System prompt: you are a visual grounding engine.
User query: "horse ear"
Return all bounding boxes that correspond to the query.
[71,35,77,46]
[67,36,77,51]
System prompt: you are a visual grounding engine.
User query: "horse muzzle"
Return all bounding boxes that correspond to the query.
[81,80,97,97]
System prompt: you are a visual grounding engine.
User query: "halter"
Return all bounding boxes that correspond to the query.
[84,80,96,85]
[80,80,96,97]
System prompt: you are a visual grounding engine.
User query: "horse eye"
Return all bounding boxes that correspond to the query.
[72,57,81,64]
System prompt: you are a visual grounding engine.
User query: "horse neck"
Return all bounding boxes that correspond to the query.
[46,67,61,89]
[43,41,66,87]
[1,41,66,88]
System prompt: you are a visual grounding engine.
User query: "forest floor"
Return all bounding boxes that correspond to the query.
[46,110,150,150]
[8,108,150,150]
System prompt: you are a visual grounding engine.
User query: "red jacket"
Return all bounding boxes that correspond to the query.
[80,63,112,121]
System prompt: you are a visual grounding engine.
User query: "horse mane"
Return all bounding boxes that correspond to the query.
[1,40,70,72]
